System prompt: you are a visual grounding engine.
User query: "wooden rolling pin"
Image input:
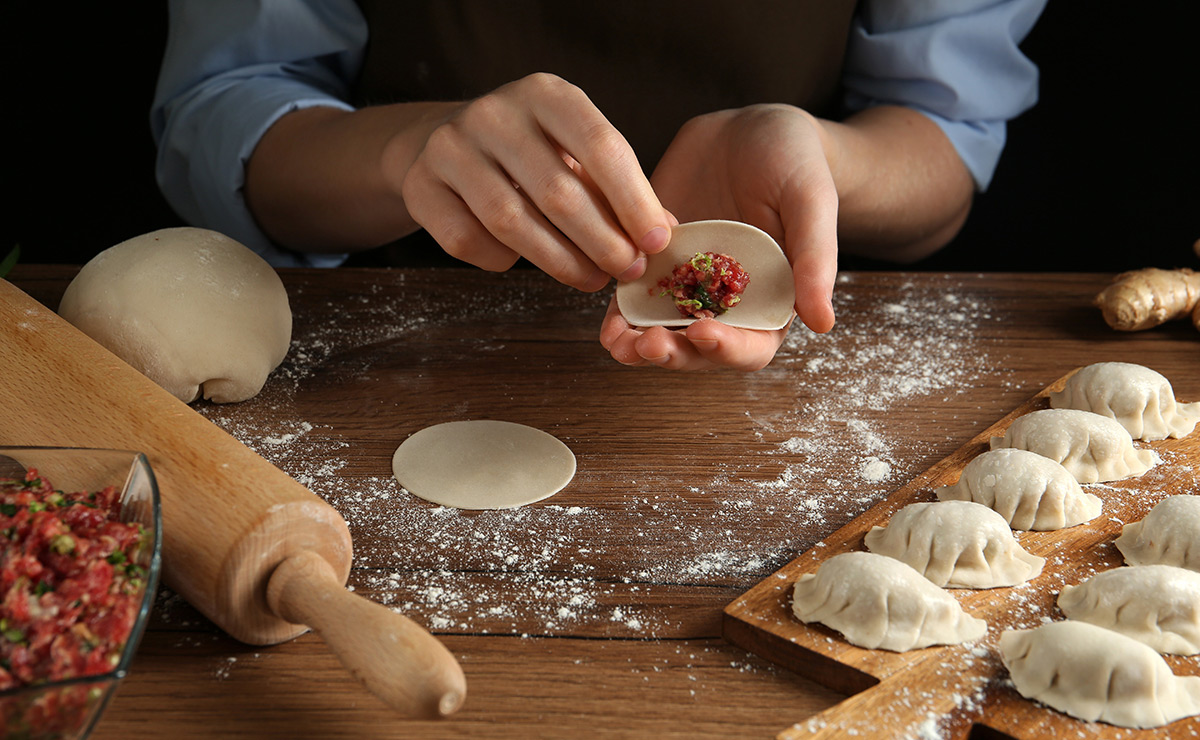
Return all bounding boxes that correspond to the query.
[0,279,465,718]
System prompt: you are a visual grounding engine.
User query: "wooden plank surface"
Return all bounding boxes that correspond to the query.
[3,265,1198,739]
[725,374,1200,739]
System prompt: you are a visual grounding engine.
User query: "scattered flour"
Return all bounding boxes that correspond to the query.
[194,273,1001,643]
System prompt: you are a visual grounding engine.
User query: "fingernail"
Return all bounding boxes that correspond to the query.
[617,257,646,283]
[640,226,670,253]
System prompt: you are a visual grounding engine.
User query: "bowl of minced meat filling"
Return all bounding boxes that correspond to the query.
[0,447,161,740]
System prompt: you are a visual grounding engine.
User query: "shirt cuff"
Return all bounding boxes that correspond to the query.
[156,77,354,267]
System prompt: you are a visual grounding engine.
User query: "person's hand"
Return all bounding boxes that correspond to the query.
[599,299,791,371]
[599,104,838,370]
[401,73,674,291]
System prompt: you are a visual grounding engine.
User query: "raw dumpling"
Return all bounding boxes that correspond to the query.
[1057,565,1200,655]
[935,448,1101,530]
[863,501,1044,588]
[1050,362,1200,440]
[1115,495,1200,571]
[999,620,1200,728]
[989,408,1157,483]
[791,551,986,652]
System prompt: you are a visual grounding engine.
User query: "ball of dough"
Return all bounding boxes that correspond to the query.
[58,227,291,403]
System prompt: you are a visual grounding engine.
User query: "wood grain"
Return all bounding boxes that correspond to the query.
[725,373,1200,739]
[3,266,1198,738]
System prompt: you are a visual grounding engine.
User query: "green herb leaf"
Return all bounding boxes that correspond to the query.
[0,245,19,279]
[692,283,718,311]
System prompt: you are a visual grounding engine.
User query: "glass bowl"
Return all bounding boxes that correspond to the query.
[0,447,162,740]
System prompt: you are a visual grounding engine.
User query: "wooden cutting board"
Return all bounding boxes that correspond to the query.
[723,370,1200,739]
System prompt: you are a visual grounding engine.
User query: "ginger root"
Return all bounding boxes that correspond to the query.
[1094,267,1200,331]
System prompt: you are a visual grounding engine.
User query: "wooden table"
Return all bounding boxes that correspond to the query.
[6,266,1199,739]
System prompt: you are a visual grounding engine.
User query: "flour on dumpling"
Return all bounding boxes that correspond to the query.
[863,501,1044,588]
[1050,362,1200,440]
[935,448,1101,530]
[1115,495,1200,571]
[1057,565,1200,655]
[791,551,985,652]
[989,408,1157,483]
[999,620,1200,729]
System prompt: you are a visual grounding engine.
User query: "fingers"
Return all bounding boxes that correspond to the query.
[402,175,520,271]
[779,147,839,335]
[600,301,784,371]
[683,319,788,371]
[533,76,673,255]
[406,119,611,290]
[404,74,672,291]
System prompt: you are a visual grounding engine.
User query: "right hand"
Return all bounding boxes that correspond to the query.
[401,73,673,291]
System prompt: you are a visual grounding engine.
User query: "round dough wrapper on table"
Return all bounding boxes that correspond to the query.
[57,227,291,404]
[614,220,796,330]
[392,420,577,510]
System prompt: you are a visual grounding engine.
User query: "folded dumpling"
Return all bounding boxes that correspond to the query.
[935,448,1101,530]
[1115,495,1200,571]
[999,620,1200,728]
[989,408,1157,483]
[1050,362,1200,440]
[863,500,1045,588]
[1057,565,1200,655]
[791,551,986,652]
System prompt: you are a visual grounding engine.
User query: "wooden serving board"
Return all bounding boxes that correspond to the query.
[723,370,1200,740]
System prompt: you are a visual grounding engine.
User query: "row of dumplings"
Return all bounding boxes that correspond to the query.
[790,362,1200,729]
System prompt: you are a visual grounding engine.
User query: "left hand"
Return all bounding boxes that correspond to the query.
[600,104,838,370]
[599,300,791,371]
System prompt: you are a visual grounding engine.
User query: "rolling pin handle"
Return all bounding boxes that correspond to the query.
[265,551,466,718]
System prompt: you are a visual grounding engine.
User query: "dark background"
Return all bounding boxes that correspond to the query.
[7,3,1197,272]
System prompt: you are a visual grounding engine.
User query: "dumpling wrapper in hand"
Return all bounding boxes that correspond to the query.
[615,220,796,330]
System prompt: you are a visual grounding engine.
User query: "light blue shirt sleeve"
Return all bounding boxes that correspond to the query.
[152,0,367,267]
[843,0,1048,191]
